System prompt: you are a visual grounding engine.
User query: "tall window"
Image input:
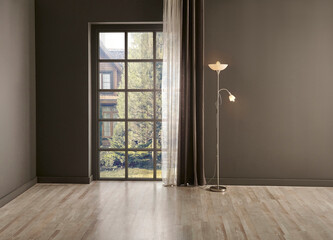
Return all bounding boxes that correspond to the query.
[92,25,163,180]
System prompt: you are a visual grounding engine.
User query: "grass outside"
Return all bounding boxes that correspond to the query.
[100,168,162,179]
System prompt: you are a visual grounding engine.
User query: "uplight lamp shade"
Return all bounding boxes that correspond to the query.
[208,61,228,71]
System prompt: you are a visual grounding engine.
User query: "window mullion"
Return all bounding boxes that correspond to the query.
[125,31,129,180]
[153,31,157,180]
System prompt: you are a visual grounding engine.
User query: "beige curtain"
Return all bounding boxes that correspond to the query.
[161,0,182,186]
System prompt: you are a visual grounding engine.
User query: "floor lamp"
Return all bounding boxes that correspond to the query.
[208,61,236,192]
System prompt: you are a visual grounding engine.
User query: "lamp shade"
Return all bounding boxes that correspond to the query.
[229,95,236,102]
[208,61,228,71]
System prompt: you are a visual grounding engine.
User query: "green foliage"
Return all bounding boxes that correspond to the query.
[128,151,153,169]
[128,32,153,59]
[110,123,125,148]
[128,92,153,119]
[128,62,154,89]
[128,122,153,149]
[100,151,125,170]
[156,62,162,89]
[156,32,163,60]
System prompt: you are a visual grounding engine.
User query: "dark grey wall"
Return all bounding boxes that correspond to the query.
[36,0,333,185]
[36,0,163,182]
[205,0,333,185]
[0,0,36,206]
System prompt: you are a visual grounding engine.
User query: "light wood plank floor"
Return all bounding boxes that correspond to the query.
[0,182,333,240]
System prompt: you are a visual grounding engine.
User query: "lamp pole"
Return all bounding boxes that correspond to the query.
[210,70,227,192]
[216,71,221,189]
[208,61,235,193]
[215,71,219,190]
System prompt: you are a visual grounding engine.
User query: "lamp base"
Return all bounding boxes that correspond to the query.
[209,186,227,192]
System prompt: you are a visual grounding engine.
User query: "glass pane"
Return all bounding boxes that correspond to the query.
[156,121,161,149]
[128,151,153,178]
[128,62,153,89]
[156,32,163,59]
[156,91,162,119]
[99,32,125,59]
[128,92,153,119]
[99,92,125,119]
[128,122,153,149]
[156,62,162,89]
[156,151,161,179]
[99,62,124,90]
[99,122,125,149]
[128,32,153,59]
[99,151,125,178]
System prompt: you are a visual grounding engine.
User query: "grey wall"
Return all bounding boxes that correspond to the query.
[0,0,36,206]
[36,0,163,182]
[205,0,333,185]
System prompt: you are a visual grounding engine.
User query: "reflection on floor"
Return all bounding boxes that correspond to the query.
[100,169,162,179]
[0,182,333,240]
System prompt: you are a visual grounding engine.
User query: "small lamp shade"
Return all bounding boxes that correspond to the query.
[208,61,228,71]
[229,95,236,102]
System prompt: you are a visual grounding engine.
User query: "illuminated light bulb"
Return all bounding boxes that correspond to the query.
[208,61,228,71]
[229,95,236,102]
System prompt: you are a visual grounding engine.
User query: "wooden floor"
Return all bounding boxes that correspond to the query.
[0,182,333,240]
